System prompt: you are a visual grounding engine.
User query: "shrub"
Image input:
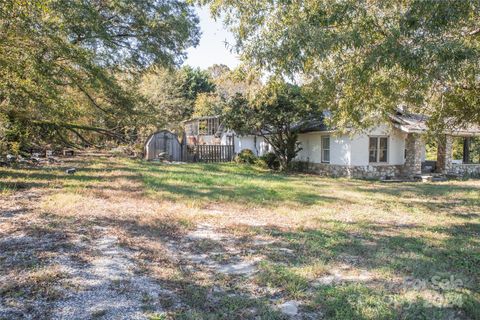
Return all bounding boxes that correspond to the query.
[290,160,310,172]
[259,152,280,170]
[234,149,257,164]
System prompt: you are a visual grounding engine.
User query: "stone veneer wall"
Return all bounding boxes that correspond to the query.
[403,133,423,176]
[450,164,480,178]
[437,135,453,173]
[300,162,403,179]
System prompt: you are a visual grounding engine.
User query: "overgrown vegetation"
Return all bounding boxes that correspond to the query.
[200,0,480,131]
[0,0,200,154]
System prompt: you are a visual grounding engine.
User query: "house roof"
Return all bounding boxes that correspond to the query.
[293,118,333,133]
[183,115,220,124]
[295,111,480,136]
[184,112,480,136]
[390,111,480,136]
[389,112,429,133]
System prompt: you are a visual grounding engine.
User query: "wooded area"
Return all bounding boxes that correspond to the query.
[1,0,479,165]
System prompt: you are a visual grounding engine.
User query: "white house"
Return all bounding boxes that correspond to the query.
[184,112,480,178]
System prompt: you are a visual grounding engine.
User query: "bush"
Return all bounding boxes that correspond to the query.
[234,149,257,164]
[259,152,280,170]
[290,160,310,172]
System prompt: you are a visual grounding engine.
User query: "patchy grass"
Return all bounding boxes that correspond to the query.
[0,155,479,319]
[257,262,309,299]
[315,284,395,320]
[0,266,66,302]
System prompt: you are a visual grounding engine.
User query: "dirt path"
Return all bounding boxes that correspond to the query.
[0,191,170,320]
[0,191,309,319]
[1,190,316,319]
[51,227,167,320]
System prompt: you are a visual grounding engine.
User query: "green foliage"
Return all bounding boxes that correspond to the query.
[178,66,216,103]
[224,79,322,171]
[207,64,262,99]
[259,152,280,170]
[234,148,257,164]
[191,64,262,118]
[139,67,192,130]
[0,0,200,154]
[289,161,310,173]
[140,66,216,127]
[453,137,480,163]
[193,92,224,118]
[425,137,480,163]
[200,0,480,130]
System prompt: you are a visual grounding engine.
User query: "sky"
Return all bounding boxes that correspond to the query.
[184,6,240,70]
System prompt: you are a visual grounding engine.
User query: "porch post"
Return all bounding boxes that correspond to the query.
[463,137,471,164]
[404,133,423,176]
[436,135,453,174]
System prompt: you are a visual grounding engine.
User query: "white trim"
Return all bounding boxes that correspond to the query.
[369,136,389,164]
[321,135,331,163]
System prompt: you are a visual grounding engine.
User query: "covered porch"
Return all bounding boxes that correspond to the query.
[391,112,480,178]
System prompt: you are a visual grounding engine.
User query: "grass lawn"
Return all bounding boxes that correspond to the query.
[0,155,479,319]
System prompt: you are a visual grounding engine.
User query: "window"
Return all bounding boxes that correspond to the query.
[321,136,330,163]
[198,117,220,135]
[369,137,388,163]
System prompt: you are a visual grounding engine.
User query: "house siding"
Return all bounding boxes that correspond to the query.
[234,135,270,156]
[233,125,410,178]
[296,126,406,167]
[223,130,480,179]
[293,126,409,178]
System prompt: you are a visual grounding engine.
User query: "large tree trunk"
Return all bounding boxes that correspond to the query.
[263,130,300,172]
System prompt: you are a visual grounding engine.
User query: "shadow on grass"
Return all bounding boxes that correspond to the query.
[0,160,332,207]
[104,212,479,319]
[3,191,478,319]
[141,176,335,206]
[257,221,479,279]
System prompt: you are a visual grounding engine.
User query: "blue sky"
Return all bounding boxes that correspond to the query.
[184,6,240,70]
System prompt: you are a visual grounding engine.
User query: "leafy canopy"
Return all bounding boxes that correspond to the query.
[224,79,321,170]
[139,66,216,131]
[199,0,480,130]
[0,0,200,152]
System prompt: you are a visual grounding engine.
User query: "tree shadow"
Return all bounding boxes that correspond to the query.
[140,176,337,206]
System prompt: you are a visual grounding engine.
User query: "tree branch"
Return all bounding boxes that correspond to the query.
[469,28,480,36]
[76,84,110,114]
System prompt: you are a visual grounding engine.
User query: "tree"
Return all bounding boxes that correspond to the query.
[207,64,262,99]
[191,64,262,117]
[138,67,191,134]
[177,66,216,117]
[224,79,321,171]
[0,0,200,153]
[199,0,480,131]
[139,66,216,130]
[193,92,224,117]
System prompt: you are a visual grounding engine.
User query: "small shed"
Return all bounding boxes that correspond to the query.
[144,130,184,161]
